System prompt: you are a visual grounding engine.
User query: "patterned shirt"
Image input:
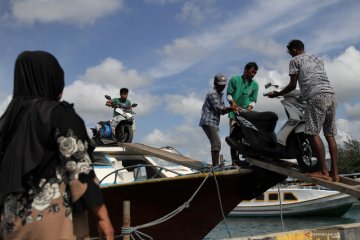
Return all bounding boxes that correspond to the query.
[1,102,103,239]
[289,53,335,100]
[199,87,226,128]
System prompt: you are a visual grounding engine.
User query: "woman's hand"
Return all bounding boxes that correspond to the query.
[92,204,114,240]
[98,218,114,240]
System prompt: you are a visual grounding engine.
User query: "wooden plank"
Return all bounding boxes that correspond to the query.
[246,157,360,199]
[339,176,360,186]
[120,143,211,171]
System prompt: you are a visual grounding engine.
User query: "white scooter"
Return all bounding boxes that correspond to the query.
[91,95,137,145]
[225,82,319,172]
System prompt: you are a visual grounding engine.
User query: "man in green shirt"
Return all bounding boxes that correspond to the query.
[106,88,132,117]
[226,62,259,128]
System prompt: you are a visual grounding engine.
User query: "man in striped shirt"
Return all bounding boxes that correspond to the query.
[199,74,236,166]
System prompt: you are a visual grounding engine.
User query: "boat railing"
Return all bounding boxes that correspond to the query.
[273,183,332,191]
[99,164,187,185]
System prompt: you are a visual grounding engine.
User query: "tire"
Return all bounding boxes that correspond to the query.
[294,133,320,172]
[230,148,251,167]
[116,125,133,143]
[90,135,103,146]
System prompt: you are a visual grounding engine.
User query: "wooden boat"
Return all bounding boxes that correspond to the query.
[88,144,286,240]
[230,185,357,217]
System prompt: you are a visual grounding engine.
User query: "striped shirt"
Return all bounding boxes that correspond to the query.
[199,87,226,128]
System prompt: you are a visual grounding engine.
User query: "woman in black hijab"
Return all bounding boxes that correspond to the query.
[0,51,114,239]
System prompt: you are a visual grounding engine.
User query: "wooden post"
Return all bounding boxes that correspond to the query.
[123,200,131,240]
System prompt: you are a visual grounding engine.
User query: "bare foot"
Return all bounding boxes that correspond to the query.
[305,172,332,181]
[332,176,340,182]
[329,171,340,182]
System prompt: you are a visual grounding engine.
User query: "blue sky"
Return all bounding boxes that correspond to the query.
[1,0,360,163]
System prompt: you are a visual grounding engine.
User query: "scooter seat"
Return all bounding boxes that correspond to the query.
[238,111,278,132]
[98,120,110,125]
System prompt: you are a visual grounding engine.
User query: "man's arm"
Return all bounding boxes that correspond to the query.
[246,82,259,111]
[208,92,233,115]
[226,94,237,108]
[226,77,238,108]
[268,74,297,98]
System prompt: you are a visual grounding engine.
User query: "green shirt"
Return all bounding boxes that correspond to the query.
[111,98,131,117]
[227,75,259,119]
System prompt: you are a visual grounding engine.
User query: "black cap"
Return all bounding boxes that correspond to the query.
[214,74,227,85]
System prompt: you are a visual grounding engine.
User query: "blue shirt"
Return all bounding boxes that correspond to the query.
[199,87,226,128]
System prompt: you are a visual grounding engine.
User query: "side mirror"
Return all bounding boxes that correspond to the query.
[105,95,111,100]
[264,82,272,89]
[131,103,138,107]
[264,83,279,89]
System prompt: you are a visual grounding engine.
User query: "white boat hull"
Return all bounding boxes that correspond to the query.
[230,188,357,217]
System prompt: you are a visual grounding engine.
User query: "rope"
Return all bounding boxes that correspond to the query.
[91,163,237,239]
[277,185,285,232]
[212,170,232,238]
[109,172,212,239]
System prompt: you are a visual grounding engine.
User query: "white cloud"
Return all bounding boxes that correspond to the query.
[325,46,360,102]
[62,81,113,125]
[164,93,203,121]
[336,118,360,142]
[237,37,285,59]
[0,95,12,116]
[311,5,360,53]
[129,91,161,116]
[144,0,180,4]
[344,103,360,120]
[141,122,236,164]
[149,0,338,79]
[77,57,149,90]
[176,0,217,25]
[142,125,214,162]
[10,0,124,25]
[143,128,189,149]
[149,38,208,78]
[62,58,158,126]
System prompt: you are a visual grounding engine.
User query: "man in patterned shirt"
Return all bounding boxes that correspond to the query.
[199,74,236,166]
[267,39,338,182]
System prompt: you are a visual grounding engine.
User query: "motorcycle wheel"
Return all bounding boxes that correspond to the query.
[116,126,133,143]
[230,148,251,167]
[294,133,320,172]
[92,138,103,146]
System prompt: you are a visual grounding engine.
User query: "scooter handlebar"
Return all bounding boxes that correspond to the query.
[263,92,277,97]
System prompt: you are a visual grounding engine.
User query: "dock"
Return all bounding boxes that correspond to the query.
[221,222,360,240]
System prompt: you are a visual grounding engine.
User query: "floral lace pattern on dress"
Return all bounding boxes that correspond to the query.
[2,129,93,234]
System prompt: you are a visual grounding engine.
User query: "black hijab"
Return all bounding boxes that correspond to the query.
[0,51,64,198]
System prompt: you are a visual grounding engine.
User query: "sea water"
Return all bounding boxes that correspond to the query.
[204,205,360,239]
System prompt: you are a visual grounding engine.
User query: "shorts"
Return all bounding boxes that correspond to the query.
[202,125,221,152]
[305,93,337,136]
